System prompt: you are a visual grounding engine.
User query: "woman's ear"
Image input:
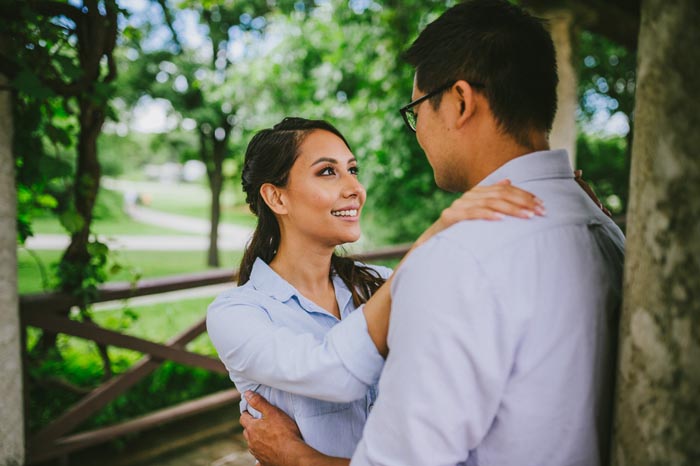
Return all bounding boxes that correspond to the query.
[260,183,287,215]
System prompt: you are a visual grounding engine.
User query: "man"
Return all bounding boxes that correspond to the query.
[241,1,625,465]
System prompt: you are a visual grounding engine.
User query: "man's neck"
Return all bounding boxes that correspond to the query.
[465,128,550,189]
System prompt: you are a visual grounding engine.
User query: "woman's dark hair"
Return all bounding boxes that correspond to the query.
[403,0,558,149]
[238,117,385,306]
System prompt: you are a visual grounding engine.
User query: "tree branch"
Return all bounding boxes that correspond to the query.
[27,0,83,23]
[155,0,183,52]
[522,0,640,50]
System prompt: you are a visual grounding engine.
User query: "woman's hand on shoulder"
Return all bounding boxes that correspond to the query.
[413,179,544,250]
[438,179,545,229]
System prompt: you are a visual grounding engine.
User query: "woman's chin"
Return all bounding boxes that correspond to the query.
[344,232,362,244]
[330,233,361,247]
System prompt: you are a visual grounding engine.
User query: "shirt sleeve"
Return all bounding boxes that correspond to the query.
[206,296,384,403]
[351,236,519,466]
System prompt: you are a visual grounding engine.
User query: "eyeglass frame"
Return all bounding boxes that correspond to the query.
[399,80,486,132]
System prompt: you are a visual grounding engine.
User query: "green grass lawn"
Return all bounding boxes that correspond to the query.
[18,249,243,295]
[30,187,196,236]
[94,296,218,354]
[138,181,257,227]
[30,181,257,238]
[30,215,188,236]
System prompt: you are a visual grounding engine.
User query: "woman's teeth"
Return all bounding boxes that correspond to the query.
[331,209,358,217]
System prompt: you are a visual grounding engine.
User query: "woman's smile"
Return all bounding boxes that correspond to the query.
[331,207,360,219]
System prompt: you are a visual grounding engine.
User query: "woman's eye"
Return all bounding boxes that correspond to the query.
[349,166,359,175]
[319,166,336,176]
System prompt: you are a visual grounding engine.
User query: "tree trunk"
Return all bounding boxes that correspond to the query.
[612,1,700,464]
[60,97,104,287]
[0,71,24,466]
[201,124,231,268]
[207,163,223,268]
[546,9,578,166]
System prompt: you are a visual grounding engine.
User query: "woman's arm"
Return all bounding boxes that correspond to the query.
[207,299,382,403]
[208,181,542,401]
[363,179,544,357]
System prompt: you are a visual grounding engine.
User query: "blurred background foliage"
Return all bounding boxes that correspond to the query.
[8,0,635,253]
[3,0,635,439]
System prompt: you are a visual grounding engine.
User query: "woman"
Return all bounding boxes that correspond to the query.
[206,117,543,458]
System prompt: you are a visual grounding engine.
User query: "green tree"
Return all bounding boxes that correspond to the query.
[576,30,636,214]
[117,0,315,267]
[1,1,119,366]
[1,0,119,295]
[225,0,459,245]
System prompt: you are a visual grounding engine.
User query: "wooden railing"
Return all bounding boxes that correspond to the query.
[19,244,411,464]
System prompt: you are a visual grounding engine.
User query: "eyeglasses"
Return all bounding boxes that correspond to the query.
[399,80,485,132]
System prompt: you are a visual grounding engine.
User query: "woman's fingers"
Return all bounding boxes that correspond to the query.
[442,180,545,224]
[482,197,543,218]
[453,190,544,215]
[469,183,543,208]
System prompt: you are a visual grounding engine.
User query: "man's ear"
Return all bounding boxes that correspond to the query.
[453,80,478,129]
[260,183,287,215]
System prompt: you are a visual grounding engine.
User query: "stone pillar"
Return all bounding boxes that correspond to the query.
[547,10,578,167]
[0,73,24,464]
[612,0,700,465]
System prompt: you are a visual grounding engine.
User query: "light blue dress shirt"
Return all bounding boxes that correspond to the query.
[349,150,626,466]
[206,258,391,458]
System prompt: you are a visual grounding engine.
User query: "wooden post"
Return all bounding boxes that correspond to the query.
[0,71,24,464]
[612,0,700,464]
[547,9,578,167]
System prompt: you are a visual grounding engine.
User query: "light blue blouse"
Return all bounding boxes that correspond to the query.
[207,258,391,458]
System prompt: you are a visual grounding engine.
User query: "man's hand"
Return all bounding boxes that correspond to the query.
[240,391,304,466]
[240,391,350,466]
[574,169,613,218]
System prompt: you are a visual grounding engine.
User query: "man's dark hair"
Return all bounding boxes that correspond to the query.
[404,0,558,148]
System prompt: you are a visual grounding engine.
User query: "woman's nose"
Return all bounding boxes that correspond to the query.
[343,174,365,198]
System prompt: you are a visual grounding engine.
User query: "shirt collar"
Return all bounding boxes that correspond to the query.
[478,149,573,187]
[331,273,354,315]
[249,257,355,316]
[249,257,299,302]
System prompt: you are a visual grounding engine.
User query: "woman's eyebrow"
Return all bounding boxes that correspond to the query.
[310,157,338,167]
[310,157,357,167]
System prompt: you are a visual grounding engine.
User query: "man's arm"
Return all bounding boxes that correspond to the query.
[240,391,349,466]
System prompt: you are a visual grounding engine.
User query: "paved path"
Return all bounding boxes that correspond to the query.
[150,432,256,466]
[24,233,250,251]
[126,205,253,239]
[25,205,254,251]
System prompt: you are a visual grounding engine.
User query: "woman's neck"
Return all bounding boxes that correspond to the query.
[269,235,335,297]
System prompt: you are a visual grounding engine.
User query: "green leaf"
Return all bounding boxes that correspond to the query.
[46,124,73,147]
[59,210,85,234]
[12,69,55,100]
[35,194,58,209]
[87,241,109,257]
